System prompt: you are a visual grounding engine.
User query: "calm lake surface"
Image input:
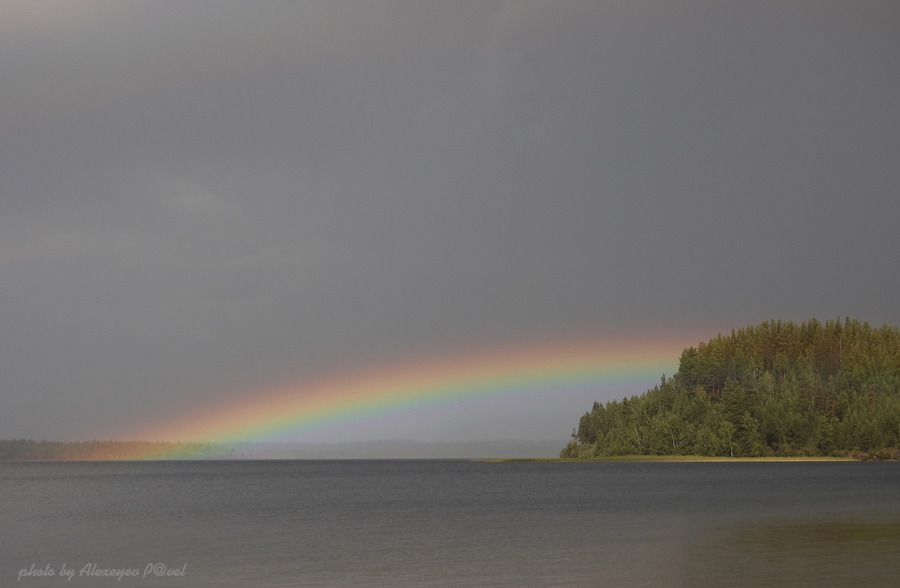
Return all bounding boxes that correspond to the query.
[1,461,898,587]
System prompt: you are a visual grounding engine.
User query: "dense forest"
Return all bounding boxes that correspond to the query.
[562,318,900,459]
[0,439,240,460]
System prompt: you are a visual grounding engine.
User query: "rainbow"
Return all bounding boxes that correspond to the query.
[102,332,698,459]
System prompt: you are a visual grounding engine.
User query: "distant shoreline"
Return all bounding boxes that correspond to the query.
[0,438,568,460]
[0,455,888,463]
[475,455,867,463]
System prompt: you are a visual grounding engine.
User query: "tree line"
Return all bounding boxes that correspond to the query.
[0,439,240,460]
[561,318,900,459]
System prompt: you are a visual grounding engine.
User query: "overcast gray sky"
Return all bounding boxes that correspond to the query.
[1,1,898,445]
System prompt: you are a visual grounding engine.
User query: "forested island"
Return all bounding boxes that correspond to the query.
[562,318,900,460]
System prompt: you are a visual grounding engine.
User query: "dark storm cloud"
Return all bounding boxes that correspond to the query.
[1,1,898,441]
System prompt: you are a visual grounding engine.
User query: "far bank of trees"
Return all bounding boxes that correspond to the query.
[0,439,240,460]
[562,318,900,459]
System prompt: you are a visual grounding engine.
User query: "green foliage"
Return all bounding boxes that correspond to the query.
[562,318,900,458]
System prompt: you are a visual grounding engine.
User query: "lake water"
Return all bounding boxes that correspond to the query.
[1,460,898,587]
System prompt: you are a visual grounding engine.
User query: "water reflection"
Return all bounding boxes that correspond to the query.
[682,518,900,587]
